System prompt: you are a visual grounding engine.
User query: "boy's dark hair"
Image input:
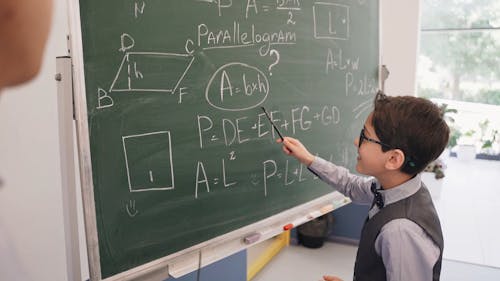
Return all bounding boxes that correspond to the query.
[371,91,450,175]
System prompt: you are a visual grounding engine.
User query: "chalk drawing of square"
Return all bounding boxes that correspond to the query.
[313,3,350,40]
[110,52,194,94]
[122,131,175,192]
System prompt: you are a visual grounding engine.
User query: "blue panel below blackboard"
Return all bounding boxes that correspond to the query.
[166,251,246,281]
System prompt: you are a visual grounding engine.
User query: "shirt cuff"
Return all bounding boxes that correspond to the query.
[309,156,332,171]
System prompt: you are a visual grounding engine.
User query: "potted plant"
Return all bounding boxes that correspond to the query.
[476,119,499,160]
[424,158,446,179]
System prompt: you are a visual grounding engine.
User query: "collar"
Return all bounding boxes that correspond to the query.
[368,174,422,218]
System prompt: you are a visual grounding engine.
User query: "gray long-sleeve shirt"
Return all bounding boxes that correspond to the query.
[309,157,441,281]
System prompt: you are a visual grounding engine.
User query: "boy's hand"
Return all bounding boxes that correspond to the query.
[322,275,343,281]
[277,137,315,166]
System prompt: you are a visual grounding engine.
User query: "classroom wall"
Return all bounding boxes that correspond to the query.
[0,1,421,280]
[381,0,421,96]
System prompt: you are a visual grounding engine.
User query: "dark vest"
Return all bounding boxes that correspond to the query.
[353,184,444,281]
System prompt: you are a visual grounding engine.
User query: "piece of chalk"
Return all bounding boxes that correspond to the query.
[243,232,261,244]
[283,223,293,231]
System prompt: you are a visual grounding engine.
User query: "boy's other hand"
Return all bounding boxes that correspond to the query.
[322,275,343,281]
[277,137,314,166]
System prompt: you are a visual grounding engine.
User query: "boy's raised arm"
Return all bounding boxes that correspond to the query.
[278,137,315,166]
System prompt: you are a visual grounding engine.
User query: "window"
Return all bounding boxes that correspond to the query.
[418,0,500,157]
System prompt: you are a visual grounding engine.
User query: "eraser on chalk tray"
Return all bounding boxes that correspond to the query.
[243,232,261,244]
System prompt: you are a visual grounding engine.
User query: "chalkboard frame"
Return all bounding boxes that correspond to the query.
[67,0,381,280]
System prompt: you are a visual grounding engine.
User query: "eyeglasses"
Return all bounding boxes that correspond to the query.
[358,128,418,168]
[358,128,392,149]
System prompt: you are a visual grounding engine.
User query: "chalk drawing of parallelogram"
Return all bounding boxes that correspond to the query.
[109,52,195,93]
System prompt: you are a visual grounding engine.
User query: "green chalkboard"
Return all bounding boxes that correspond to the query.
[76,0,379,278]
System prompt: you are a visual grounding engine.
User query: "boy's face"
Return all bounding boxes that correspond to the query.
[353,112,390,176]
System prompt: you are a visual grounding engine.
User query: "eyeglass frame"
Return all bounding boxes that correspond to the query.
[358,128,392,149]
[358,128,418,168]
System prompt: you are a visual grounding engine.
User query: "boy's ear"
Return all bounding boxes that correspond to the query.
[385,149,405,170]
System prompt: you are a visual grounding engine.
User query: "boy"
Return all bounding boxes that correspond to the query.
[280,91,449,281]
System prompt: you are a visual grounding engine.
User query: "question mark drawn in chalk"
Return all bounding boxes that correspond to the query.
[268,49,280,76]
